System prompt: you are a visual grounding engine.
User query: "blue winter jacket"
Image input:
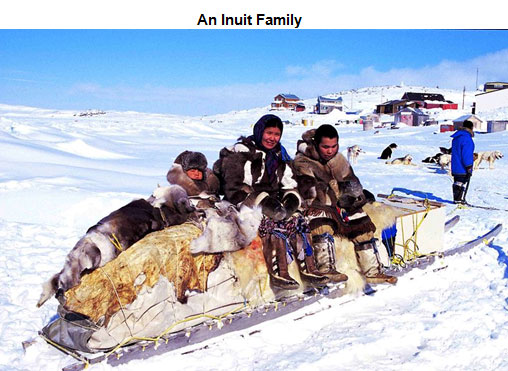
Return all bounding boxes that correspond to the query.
[450,128,475,175]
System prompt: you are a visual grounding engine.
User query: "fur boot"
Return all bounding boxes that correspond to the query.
[311,233,348,283]
[292,233,329,286]
[312,224,364,294]
[261,234,299,290]
[354,238,397,284]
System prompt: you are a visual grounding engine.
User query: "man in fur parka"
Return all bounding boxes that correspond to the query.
[167,151,220,209]
[293,124,397,285]
[213,114,330,290]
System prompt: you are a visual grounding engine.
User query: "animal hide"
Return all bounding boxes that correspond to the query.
[37,184,195,307]
[190,202,263,254]
[62,223,221,324]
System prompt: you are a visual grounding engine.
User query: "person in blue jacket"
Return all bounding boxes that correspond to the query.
[450,120,475,204]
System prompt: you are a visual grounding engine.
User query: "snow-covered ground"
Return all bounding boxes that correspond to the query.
[1,86,508,371]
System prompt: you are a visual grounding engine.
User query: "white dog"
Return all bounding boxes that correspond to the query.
[347,145,363,165]
[473,150,504,169]
[438,154,452,174]
[386,154,416,166]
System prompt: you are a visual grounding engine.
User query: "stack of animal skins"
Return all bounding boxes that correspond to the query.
[42,202,397,353]
[42,223,282,352]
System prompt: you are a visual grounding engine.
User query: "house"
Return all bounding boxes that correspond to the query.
[483,82,508,92]
[394,107,429,126]
[295,103,306,112]
[452,114,486,132]
[401,92,458,110]
[475,87,508,113]
[315,96,343,114]
[487,120,507,133]
[271,94,304,111]
[376,99,414,114]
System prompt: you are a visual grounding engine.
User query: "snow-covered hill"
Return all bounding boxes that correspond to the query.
[1,86,508,371]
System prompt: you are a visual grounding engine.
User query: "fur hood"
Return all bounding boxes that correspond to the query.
[174,151,208,173]
[296,129,322,162]
[293,129,359,207]
[213,136,300,208]
[166,164,219,198]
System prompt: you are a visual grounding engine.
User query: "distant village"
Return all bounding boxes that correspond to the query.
[270,81,508,133]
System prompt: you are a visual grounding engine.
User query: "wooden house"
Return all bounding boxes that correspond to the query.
[487,120,507,133]
[483,82,508,93]
[452,114,486,132]
[315,96,343,114]
[394,107,429,126]
[401,92,458,110]
[271,94,304,111]
[376,99,413,114]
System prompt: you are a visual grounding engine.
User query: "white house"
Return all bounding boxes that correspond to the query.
[453,114,487,132]
[475,88,508,112]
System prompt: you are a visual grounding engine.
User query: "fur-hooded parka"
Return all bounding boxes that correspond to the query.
[213,136,300,208]
[167,151,220,209]
[293,129,363,208]
[293,131,376,240]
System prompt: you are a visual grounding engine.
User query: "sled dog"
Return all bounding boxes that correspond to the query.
[386,154,415,165]
[347,145,363,165]
[37,185,195,307]
[379,143,397,160]
[438,154,452,173]
[423,147,450,164]
[473,150,504,169]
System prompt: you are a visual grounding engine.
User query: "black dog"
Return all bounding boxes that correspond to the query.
[380,143,397,160]
[422,147,451,164]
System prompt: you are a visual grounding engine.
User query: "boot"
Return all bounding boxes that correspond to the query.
[354,239,397,285]
[262,235,299,290]
[452,183,464,204]
[312,233,348,283]
[298,254,330,286]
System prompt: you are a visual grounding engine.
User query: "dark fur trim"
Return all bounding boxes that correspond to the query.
[167,164,219,197]
[174,151,208,172]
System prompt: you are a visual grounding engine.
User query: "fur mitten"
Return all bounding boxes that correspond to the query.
[282,193,300,217]
[260,196,287,221]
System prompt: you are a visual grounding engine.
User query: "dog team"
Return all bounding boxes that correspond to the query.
[38,116,503,306]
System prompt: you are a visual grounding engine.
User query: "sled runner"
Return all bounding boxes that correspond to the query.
[52,220,502,371]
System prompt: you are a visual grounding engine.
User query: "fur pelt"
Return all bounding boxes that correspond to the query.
[37,184,195,308]
[190,201,263,254]
[293,129,359,207]
[473,150,503,169]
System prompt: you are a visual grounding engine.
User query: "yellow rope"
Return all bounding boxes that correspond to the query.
[42,335,90,367]
[103,303,248,360]
[391,200,436,267]
[108,233,123,252]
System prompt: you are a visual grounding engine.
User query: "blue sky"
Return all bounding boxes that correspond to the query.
[1,30,508,115]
